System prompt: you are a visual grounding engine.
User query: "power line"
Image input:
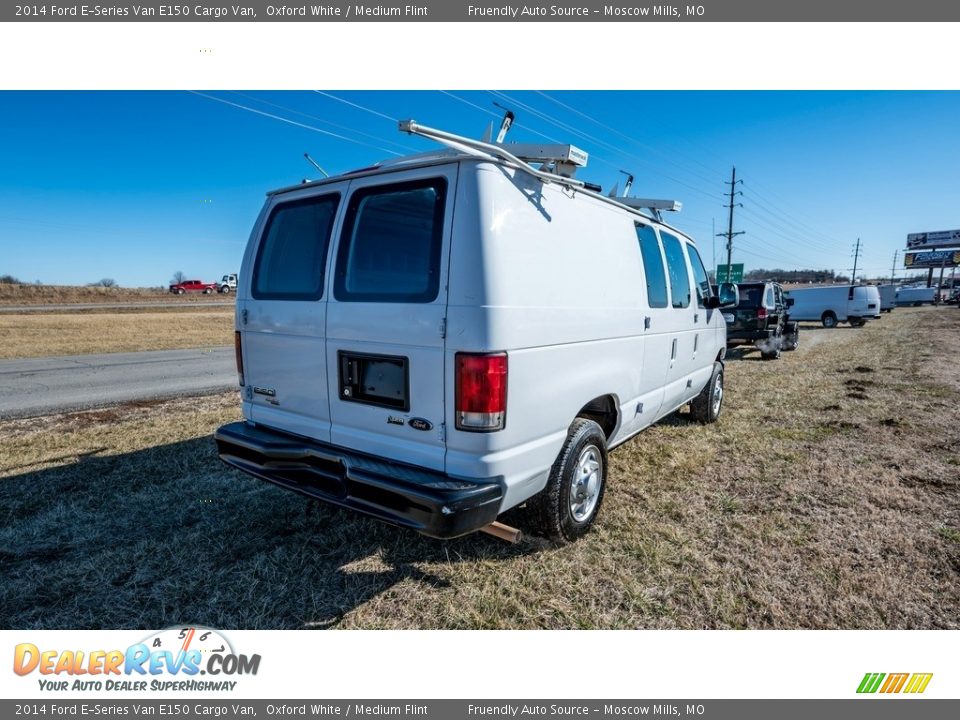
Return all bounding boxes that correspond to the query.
[230,91,418,153]
[533,90,724,188]
[436,91,563,143]
[187,91,403,156]
[311,90,399,123]
[488,91,723,202]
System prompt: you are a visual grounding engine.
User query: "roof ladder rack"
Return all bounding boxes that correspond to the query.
[611,197,682,221]
[399,120,587,189]
[398,119,682,222]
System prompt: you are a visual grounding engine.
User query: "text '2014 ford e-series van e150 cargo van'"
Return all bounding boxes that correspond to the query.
[215,121,738,542]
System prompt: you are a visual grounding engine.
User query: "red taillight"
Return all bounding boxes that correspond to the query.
[234,331,245,387]
[455,352,507,432]
[757,306,767,320]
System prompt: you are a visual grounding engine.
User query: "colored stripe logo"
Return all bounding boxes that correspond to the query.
[857,673,933,694]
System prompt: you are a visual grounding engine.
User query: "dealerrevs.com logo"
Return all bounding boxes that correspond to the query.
[857,673,933,694]
[13,627,261,692]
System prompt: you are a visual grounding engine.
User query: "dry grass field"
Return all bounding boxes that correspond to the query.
[0,310,234,359]
[1,307,957,629]
[0,283,231,306]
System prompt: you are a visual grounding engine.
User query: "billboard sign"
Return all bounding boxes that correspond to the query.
[906,229,960,250]
[903,249,960,269]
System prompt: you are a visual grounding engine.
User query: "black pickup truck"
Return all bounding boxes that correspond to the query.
[717,281,799,360]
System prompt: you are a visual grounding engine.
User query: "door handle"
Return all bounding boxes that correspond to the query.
[671,338,677,361]
[644,316,651,330]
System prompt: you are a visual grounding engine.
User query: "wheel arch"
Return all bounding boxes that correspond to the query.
[575,394,619,443]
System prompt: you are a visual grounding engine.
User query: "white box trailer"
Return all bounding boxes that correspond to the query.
[877,284,897,312]
[895,286,937,306]
[786,285,880,327]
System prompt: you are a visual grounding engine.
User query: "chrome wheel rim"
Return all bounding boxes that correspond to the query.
[570,446,602,522]
[712,372,724,416]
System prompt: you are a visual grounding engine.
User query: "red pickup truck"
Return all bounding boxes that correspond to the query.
[169,279,218,295]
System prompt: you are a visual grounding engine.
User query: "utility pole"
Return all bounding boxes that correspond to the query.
[717,166,744,283]
[890,249,898,284]
[711,217,716,278]
[850,238,862,284]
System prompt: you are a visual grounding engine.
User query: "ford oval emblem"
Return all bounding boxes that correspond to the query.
[409,417,433,432]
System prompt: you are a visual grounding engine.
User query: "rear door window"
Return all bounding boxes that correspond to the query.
[252,194,340,300]
[334,178,447,303]
[636,224,668,309]
[660,231,692,309]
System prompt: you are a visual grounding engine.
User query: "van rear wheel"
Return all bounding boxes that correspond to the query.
[527,418,607,543]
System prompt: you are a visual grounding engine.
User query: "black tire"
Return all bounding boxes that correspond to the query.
[220,285,231,294]
[821,311,837,328]
[176,288,185,295]
[783,323,799,351]
[690,361,724,424]
[527,418,607,543]
[849,318,865,328]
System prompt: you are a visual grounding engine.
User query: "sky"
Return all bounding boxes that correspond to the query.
[1,90,958,287]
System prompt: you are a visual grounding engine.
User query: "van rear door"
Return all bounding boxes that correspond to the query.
[241,186,344,443]
[325,166,456,473]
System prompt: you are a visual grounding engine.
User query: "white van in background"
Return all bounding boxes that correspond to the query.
[216,121,737,542]
[895,286,937,306]
[877,283,897,313]
[787,285,880,327]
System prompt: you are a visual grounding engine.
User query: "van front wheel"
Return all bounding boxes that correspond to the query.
[691,361,724,423]
[528,418,607,543]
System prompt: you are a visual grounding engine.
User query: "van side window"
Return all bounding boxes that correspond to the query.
[636,224,668,309]
[334,178,446,303]
[660,231,691,309]
[252,194,340,301]
[686,242,712,309]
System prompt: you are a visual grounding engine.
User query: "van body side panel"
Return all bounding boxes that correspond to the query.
[787,286,852,322]
[445,164,653,509]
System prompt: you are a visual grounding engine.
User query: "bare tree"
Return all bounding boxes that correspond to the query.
[171,271,186,285]
[94,278,117,288]
[0,274,22,284]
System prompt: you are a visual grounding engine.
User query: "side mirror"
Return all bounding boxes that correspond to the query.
[717,282,739,308]
[786,297,795,307]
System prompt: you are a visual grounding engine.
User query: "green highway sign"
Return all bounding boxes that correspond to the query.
[716,263,744,283]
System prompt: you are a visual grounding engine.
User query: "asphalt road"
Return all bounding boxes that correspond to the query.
[0,347,236,419]
[0,301,234,313]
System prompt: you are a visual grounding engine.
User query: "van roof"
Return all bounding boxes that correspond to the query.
[268,150,697,244]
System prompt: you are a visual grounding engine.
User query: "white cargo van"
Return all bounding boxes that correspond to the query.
[215,122,737,542]
[877,283,897,313]
[787,285,879,327]
[895,286,937,306]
